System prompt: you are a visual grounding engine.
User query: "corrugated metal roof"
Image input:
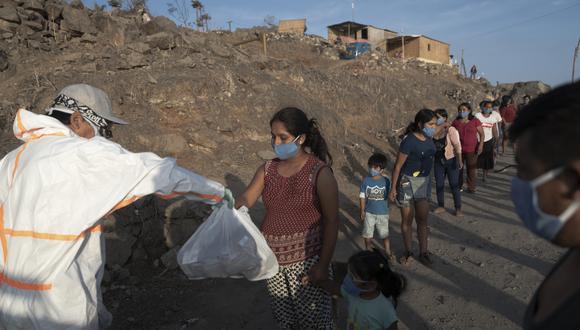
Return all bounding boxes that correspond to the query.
[327,21,398,34]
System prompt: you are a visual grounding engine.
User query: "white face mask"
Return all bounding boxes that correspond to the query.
[511,167,580,241]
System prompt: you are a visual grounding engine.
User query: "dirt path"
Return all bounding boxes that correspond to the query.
[106,151,562,329]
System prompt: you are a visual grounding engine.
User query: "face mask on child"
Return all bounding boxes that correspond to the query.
[369,168,381,177]
[341,273,376,296]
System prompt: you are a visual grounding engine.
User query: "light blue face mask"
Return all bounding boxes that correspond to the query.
[341,273,375,296]
[272,136,300,160]
[511,167,580,241]
[460,111,470,119]
[422,127,436,138]
[369,167,381,177]
[436,117,446,126]
[482,108,492,114]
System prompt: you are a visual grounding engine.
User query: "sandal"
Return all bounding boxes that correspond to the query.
[419,253,433,267]
[387,253,396,263]
[399,252,413,266]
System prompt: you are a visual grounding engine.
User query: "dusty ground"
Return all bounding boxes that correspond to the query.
[104,149,562,330]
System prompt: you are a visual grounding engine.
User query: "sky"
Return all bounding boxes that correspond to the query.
[95,0,580,87]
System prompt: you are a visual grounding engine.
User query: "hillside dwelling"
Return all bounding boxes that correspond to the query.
[278,19,307,35]
[386,35,450,65]
[327,21,397,48]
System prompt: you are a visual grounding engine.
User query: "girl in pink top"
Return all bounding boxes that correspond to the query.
[433,109,464,216]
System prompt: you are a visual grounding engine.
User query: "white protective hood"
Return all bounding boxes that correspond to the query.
[0,109,225,329]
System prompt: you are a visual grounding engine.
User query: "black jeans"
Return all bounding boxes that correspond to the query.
[434,157,461,210]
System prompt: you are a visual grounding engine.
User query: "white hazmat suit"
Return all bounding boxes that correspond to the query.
[0,109,226,329]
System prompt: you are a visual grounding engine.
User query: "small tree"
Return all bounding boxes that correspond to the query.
[192,0,204,31]
[167,0,193,27]
[200,13,210,32]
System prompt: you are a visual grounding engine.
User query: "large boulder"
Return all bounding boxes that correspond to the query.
[94,13,126,47]
[60,6,96,36]
[23,0,46,17]
[145,31,176,50]
[0,5,20,24]
[141,16,177,36]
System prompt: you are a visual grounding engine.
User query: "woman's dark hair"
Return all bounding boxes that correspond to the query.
[48,110,71,125]
[270,107,333,166]
[368,153,387,169]
[501,95,513,107]
[457,102,475,120]
[348,249,407,307]
[435,108,448,119]
[509,82,580,169]
[404,109,436,136]
[480,100,492,108]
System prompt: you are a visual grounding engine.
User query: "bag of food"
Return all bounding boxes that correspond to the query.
[177,205,278,281]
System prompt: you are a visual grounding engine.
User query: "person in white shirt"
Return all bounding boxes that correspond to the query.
[475,100,502,181]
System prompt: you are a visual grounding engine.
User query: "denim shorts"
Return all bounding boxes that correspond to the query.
[396,174,430,207]
[362,213,389,239]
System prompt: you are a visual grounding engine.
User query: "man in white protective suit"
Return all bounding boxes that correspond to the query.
[0,84,234,329]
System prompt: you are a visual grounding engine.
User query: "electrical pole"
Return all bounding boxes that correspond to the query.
[572,38,580,83]
[352,0,355,21]
[461,49,467,77]
[401,28,405,60]
[402,35,405,60]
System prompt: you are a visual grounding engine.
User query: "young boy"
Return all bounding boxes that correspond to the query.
[359,153,393,259]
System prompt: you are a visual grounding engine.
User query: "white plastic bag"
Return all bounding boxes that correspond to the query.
[177,204,279,281]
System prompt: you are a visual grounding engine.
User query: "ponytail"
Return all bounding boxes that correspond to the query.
[270,108,333,166]
[403,121,420,136]
[376,261,407,307]
[306,119,333,166]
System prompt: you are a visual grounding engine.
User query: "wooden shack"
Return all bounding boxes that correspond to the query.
[327,21,397,48]
[386,35,450,64]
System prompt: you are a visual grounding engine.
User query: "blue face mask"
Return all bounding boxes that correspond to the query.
[436,117,446,126]
[341,273,375,296]
[460,111,470,119]
[369,168,381,177]
[272,136,300,160]
[482,108,492,114]
[422,127,435,138]
[511,167,580,241]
